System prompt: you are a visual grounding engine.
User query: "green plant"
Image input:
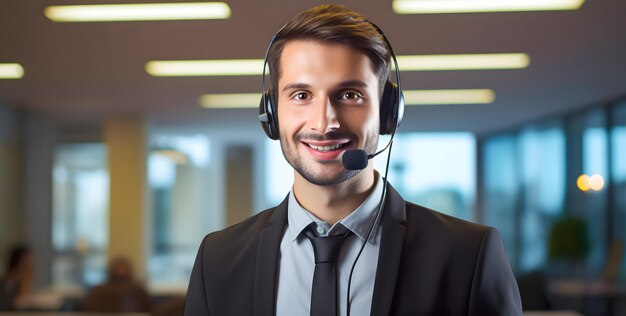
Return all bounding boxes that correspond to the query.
[548,216,590,260]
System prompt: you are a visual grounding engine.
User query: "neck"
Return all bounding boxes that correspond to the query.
[293,166,376,225]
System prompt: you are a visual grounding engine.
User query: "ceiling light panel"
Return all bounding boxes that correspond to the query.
[396,54,530,71]
[393,0,585,14]
[45,2,231,22]
[146,60,264,77]
[200,93,261,108]
[404,89,495,105]
[0,63,24,79]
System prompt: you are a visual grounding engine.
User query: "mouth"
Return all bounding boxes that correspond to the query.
[301,139,351,160]
[305,142,349,152]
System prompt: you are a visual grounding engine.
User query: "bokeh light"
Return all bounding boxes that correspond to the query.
[577,174,591,191]
[589,174,605,191]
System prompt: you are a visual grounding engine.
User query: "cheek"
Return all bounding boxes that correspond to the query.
[278,106,303,136]
[277,105,290,132]
[340,109,379,144]
[370,107,381,131]
[356,107,380,135]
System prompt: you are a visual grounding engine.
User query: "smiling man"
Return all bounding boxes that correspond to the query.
[184,4,522,316]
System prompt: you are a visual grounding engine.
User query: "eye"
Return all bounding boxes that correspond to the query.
[293,92,309,101]
[339,91,363,101]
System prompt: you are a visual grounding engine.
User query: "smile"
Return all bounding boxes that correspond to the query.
[301,139,352,160]
[307,143,347,152]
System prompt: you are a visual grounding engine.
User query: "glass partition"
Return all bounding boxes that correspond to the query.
[518,124,566,272]
[568,109,608,276]
[147,133,216,288]
[611,101,626,273]
[483,134,519,269]
[379,133,476,221]
[52,143,109,288]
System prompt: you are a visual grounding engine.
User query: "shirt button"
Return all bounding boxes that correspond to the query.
[316,225,325,235]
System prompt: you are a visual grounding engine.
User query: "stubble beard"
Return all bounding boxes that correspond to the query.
[279,130,379,186]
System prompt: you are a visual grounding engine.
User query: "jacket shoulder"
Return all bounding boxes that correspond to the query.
[402,201,496,258]
[202,206,280,252]
[405,201,489,234]
[390,202,520,314]
[185,205,285,316]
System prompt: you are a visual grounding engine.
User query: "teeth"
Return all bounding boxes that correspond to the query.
[308,143,343,151]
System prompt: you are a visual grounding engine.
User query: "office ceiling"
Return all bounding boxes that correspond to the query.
[1,0,625,135]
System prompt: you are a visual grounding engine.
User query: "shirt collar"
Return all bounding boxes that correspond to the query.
[286,172,384,244]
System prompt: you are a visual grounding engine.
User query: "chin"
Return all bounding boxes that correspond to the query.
[297,167,361,186]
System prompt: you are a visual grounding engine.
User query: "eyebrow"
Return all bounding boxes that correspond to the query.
[281,80,369,93]
[337,80,369,89]
[281,83,311,93]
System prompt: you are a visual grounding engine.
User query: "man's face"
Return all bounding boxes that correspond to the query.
[277,40,380,185]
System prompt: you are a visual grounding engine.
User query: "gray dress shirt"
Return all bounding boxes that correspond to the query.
[276,175,384,316]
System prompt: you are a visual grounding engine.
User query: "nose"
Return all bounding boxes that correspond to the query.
[308,96,339,133]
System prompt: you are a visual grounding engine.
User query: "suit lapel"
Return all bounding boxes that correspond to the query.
[254,196,288,316]
[370,184,406,316]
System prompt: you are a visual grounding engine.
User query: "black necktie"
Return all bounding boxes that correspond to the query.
[305,225,352,316]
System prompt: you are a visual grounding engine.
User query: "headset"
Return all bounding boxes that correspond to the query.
[258,22,405,140]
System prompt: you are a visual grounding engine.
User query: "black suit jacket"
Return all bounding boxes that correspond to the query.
[185,185,522,315]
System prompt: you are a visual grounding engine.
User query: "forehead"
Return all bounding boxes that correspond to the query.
[278,40,378,88]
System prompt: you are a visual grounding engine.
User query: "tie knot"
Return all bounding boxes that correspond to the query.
[306,226,352,264]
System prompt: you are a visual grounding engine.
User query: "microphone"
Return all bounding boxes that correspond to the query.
[343,148,391,170]
[342,150,370,170]
[342,137,395,170]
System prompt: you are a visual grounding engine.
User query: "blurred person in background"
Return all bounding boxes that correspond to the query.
[83,256,152,313]
[0,246,34,311]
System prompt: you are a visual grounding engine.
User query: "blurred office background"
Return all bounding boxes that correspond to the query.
[1,0,625,315]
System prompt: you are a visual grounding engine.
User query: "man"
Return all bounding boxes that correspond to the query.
[185,4,522,316]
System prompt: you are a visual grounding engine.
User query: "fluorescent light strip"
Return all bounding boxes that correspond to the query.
[404,89,495,105]
[393,0,585,14]
[148,53,528,77]
[146,60,264,77]
[0,63,24,79]
[200,90,494,108]
[200,93,261,108]
[396,53,530,71]
[45,2,231,22]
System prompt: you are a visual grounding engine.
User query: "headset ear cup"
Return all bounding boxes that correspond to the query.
[269,91,279,139]
[379,81,404,135]
[379,81,395,135]
[395,84,405,133]
[259,90,279,140]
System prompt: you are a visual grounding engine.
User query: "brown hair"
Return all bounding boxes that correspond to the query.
[267,4,391,98]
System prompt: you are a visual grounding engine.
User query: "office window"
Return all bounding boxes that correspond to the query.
[377,133,476,220]
[568,109,608,276]
[613,103,626,183]
[264,139,293,207]
[518,124,566,272]
[147,134,217,288]
[265,133,476,220]
[611,101,626,249]
[482,134,519,269]
[52,143,109,288]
